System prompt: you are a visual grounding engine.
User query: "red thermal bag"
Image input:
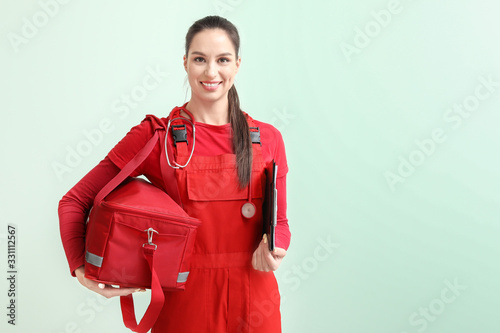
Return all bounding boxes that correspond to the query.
[84,117,200,333]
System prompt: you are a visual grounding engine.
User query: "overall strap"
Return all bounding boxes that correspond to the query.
[145,114,184,207]
[168,106,194,166]
[243,112,264,164]
[244,112,263,152]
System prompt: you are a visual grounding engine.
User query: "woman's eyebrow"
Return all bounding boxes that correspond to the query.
[190,51,233,57]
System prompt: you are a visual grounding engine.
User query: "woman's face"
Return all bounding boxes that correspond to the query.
[184,28,241,104]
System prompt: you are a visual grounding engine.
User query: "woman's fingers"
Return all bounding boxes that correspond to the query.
[75,265,145,298]
[265,247,287,271]
[92,283,143,299]
[252,247,259,270]
[258,244,270,272]
[254,238,264,271]
[252,235,287,272]
[252,236,266,271]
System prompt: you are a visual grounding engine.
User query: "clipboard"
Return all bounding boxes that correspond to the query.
[263,160,278,252]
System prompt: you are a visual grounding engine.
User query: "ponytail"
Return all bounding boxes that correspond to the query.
[228,85,252,188]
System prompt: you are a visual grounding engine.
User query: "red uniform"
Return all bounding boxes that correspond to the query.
[58,105,290,332]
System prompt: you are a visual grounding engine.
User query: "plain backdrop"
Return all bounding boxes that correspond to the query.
[1,0,499,332]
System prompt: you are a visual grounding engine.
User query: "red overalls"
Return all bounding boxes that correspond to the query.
[152,107,282,332]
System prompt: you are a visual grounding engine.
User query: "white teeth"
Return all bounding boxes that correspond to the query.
[202,82,220,87]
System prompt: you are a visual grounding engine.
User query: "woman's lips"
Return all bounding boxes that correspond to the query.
[201,81,222,91]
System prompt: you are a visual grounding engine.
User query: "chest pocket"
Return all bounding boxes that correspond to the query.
[186,169,263,202]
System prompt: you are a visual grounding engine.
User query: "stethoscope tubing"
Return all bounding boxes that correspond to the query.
[165,116,196,169]
[165,113,255,218]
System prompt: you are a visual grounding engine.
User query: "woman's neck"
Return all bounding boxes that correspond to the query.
[185,97,230,125]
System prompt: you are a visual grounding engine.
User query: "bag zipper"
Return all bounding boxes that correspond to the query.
[101,201,201,226]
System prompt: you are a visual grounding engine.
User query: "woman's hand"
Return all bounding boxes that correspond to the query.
[252,234,287,272]
[75,266,144,299]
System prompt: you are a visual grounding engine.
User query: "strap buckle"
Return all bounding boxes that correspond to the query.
[171,124,188,147]
[165,117,196,169]
[143,228,159,250]
[250,127,261,145]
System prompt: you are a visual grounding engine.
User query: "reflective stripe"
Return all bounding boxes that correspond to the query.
[86,252,188,282]
[85,251,103,267]
[177,272,189,283]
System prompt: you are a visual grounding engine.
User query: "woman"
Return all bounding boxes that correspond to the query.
[59,15,290,332]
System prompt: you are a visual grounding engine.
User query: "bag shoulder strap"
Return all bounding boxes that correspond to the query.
[94,128,159,205]
[94,115,182,206]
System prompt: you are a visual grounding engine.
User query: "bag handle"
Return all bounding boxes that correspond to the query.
[120,244,164,333]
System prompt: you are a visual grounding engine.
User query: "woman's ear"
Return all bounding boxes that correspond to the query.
[183,55,187,72]
[235,56,241,73]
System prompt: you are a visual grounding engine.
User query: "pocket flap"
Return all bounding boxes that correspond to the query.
[187,170,263,201]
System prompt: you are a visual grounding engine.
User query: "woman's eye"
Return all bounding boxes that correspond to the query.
[194,57,205,62]
[219,58,230,63]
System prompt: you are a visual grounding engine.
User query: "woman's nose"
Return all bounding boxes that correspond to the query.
[205,62,217,77]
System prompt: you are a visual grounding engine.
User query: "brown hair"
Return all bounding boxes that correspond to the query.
[185,15,251,188]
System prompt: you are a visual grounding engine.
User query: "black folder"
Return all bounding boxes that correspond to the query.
[263,160,278,251]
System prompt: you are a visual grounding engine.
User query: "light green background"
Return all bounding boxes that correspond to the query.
[1,0,499,332]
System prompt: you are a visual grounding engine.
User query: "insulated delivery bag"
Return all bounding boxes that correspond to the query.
[83,115,200,333]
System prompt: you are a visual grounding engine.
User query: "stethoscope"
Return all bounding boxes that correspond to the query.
[165,114,196,169]
[165,109,256,219]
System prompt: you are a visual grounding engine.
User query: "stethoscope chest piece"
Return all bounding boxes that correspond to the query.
[241,202,256,219]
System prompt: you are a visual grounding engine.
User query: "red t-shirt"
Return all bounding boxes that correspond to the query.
[59,114,290,276]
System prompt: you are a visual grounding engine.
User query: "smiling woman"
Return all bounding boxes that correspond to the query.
[183,17,252,188]
[184,29,241,122]
[58,15,290,333]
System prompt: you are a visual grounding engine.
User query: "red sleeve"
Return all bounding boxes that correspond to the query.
[58,157,120,276]
[275,174,290,250]
[257,121,291,250]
